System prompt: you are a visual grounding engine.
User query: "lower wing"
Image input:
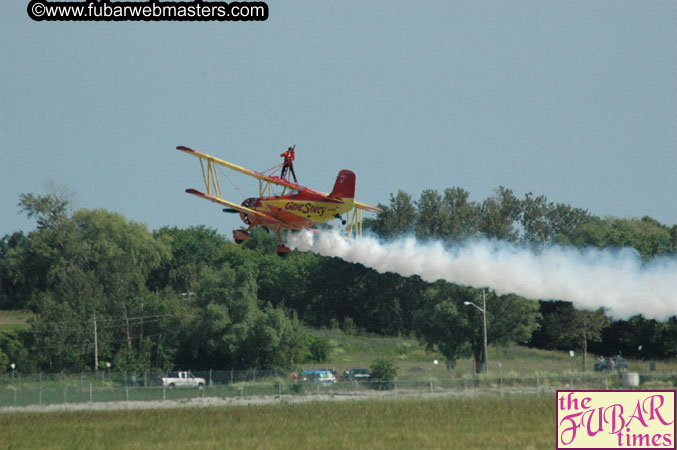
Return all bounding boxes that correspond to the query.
[185,189,282,225]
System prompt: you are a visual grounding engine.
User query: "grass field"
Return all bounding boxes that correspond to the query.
[0,394,555,449]
[0,310,32,332]
[308,328,677,376]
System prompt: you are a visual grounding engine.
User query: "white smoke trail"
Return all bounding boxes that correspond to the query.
[287,230,677,320]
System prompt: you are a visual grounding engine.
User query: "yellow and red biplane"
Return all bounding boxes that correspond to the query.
[178,146,382,256]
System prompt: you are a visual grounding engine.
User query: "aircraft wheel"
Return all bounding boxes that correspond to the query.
[276,244,291,257]
[233,229,250,243]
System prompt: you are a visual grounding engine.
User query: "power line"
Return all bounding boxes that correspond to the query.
[25,334,166,352]
[21,313,181,331]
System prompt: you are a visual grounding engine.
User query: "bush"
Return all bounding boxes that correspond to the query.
[307,336,331,363]
[370,358,397,390]
[342,317,357,335]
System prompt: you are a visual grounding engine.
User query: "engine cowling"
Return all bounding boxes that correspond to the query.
[240,198,256,225]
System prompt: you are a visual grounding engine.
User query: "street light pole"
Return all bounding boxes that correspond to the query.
[464,288,489,374]
[93,311,98,374]
[482,289,488,374]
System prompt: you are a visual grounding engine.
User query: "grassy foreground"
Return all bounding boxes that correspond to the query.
[0,394,554,450]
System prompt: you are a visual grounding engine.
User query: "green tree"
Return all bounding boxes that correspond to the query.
[478,187,522,241]
[0,330,24,373]
[658,317,677,359]
[7,188,79,309]
[592,315,677,360]
[564,216,673,258]
[18,205,172,371]
[538,302,611,371]
[256,250,319,313]
[149,225,231,293]
[28,269,106,370]
[440,187,480,240]
[177,258,307,370]
[180,263,257,369]
[0,351,7,373]
[239,306,306,369]
[414,285,470,365]
[520,193,550,245]
[242,227,279,254]
[545,203,590,245]
[17,188,70,231]
[415,283,541,372]
[304,258,426,336]
[417,188,481,241]
[367,191,417,239]
[370,357,397,390]
[0,232,30,309]
[307,335,330,363]
[416,189,444,240]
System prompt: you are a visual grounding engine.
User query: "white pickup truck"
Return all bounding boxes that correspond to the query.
[162,371,206,388]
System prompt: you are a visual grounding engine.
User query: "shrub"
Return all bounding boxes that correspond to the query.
[370,357,397,390]
[307,336,331,363]
[342,317,357,335]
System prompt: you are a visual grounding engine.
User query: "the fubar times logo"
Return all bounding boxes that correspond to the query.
[557,390,675,449]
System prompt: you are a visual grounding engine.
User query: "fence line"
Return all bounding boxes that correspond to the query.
[3,368,676,386]
[1,370,675,409]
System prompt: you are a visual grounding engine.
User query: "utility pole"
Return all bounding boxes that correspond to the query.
[93,311,99,373]
[482,289,488,374]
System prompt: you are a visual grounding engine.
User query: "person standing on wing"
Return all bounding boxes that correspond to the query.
[280,145,298,183]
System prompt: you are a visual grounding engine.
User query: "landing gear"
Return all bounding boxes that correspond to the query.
[276,243,291,257]
[275,229,291,257]
[234,227,291,257]
[233,229,251,244]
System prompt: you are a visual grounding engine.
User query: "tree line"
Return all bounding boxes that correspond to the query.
[1,186,675,373]
[367,187,676,367]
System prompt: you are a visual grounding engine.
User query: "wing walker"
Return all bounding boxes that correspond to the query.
[178,145,382,256]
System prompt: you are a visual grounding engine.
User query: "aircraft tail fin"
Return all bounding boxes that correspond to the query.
[329,170,356,200]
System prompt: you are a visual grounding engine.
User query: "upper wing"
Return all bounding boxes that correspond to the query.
[177,146,303,190]
[185,189,282,225]
[354,202,383,213]
[178,145,383,214]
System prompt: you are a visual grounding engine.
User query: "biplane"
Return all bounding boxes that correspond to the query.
[178,146,382,256]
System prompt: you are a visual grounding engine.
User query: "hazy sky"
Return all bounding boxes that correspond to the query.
[2,1,676,238]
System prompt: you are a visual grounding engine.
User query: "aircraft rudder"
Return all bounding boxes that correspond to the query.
[329,170,356,199]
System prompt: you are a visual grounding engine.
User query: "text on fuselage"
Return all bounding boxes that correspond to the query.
[285,202,326,216]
